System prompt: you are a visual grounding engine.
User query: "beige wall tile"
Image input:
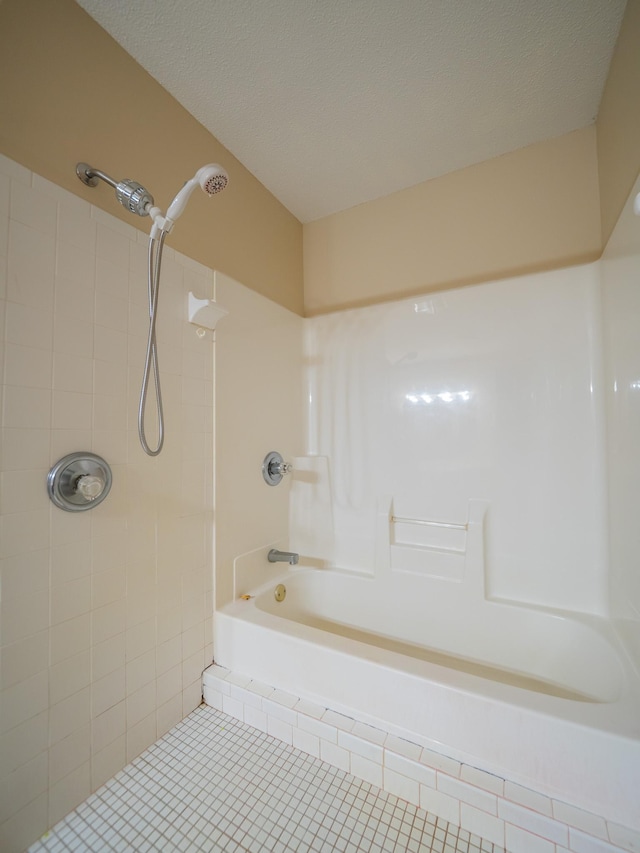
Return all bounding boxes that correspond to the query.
[0,791,48,853]
[51,614,91,664]
[92,634,126,682]
[53,352,93,393]
[0,468,49,515]
[49,651,91,705]
[10,178,56,236]
[157,664,182,708]
[1,549,49,599]
[91,735,126,791]
[91,532,127,573]
[125,617,156,660]
[51,540,91,585]
[55,241,95,288]
[54,272,94,321]
[92,600,126,645]
[0,711,48,776]
[94,290,128,333]
[126,681,156,728]
[156,635,182,676]
[48,761,90,828]
[51,576,91,625]
[57,197,96,252]
[2,386,51,430]
[1,631,49,690]
[1,429,51,472]
[4,342,52,389]
[156,694,183,737]
[126,648,156,694]
[0,509,50,558]
[53,310,94,357]
[92,668,126,719]
[52,390,92,430]
[182,622,205,659]
[126,712,156,763]
[96,256,129,302]
[49,687,91,746]
[92,566,126,609]
[96,223,131,269]
[50,506,91,548]
[182,649,205,690]
[0,751,48,824]
[91,701,126,755]
[7,221,55,309]
[5,301,53,351]
[0,588,48,646]
[48,724,90,785]
[50,428,92,461]
[182,680,203,717]
[0,156,216,841]
[1,671,49,734]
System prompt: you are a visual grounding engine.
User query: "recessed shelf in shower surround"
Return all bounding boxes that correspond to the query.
[188,291,229,330]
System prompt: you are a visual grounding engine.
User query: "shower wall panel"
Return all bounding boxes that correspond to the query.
[601,174,640,673]
[302,265,609,614]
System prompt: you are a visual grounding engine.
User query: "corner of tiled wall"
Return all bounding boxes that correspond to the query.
[0,154,214,852]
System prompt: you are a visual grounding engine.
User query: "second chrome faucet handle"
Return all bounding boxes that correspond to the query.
[273,460,293,476]
[262,451,293,486]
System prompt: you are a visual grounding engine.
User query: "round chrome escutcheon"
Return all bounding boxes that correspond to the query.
[47,452,112,512]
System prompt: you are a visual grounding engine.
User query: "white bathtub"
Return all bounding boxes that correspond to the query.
[213,565,640,830]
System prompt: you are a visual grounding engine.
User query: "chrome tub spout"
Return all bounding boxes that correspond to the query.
[268,549,299,565]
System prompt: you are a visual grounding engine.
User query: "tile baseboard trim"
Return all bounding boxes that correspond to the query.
[203,664,638,853]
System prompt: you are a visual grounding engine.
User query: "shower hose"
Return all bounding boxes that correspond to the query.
[138,230,167,456]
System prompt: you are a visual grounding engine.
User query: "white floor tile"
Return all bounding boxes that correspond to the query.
[28,705,503,853]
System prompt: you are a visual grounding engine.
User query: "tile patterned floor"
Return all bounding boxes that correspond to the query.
[29,704,504,852]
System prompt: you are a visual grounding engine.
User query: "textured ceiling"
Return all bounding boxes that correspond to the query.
[76,0,626,223]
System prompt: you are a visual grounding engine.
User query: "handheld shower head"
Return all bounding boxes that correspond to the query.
[164,164,228,228]
[196,164,229,196]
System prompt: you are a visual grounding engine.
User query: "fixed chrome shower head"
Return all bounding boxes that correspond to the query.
[76,163,154,217]
[164,164,229,227]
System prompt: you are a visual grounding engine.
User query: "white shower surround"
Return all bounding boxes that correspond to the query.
[299,263,609,615]
[213,191,640,842]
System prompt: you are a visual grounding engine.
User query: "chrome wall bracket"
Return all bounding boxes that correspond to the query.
[47,452,112,512]
[262,451,293,486]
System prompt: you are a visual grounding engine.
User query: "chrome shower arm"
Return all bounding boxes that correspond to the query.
[76,162,154,217]
[76,163,118,189]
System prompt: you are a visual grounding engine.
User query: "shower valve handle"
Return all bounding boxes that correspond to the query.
[262,451,293,486]
[272,461,293,476]
[76,474,105,501]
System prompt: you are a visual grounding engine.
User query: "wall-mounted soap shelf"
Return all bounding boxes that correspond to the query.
[188,292,229,331]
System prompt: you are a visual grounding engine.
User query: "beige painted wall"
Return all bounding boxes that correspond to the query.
[303,127,601,315]
[597,0,640,247]
[0,0,304,315]
[303,0,640,317]
[2,0,637,320]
